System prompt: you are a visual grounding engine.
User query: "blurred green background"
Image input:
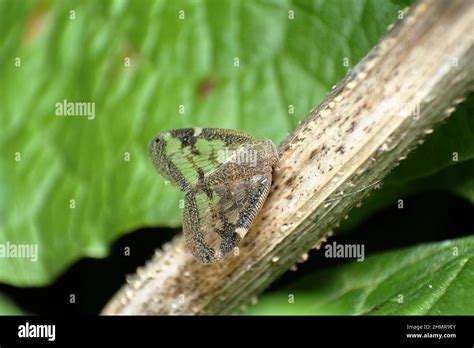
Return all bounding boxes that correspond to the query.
[0,0,473,315]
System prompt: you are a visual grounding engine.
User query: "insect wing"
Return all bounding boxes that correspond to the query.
[183,172,272,263]
[149,128,257,191]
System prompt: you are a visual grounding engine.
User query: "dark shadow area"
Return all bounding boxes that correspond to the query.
[0,228,178,315]
[0,191,472,314]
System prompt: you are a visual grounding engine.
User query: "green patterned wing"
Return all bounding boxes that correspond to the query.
[148,128,258,192]
[183,172,273,263]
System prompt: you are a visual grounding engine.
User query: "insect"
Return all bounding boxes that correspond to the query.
[149,128,279,263]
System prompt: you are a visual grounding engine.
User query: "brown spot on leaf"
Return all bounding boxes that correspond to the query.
[24,6,48,43]
[198,79,217,97]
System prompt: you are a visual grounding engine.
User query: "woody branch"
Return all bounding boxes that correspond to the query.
[102,0,474,315]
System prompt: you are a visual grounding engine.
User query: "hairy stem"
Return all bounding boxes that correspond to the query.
[102,0,474,315]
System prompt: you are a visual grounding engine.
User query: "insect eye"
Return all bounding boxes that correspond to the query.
[182,135,189,142]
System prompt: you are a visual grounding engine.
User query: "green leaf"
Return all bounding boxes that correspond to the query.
[0,292,25,315]
[0,0,403,285]
[246,235,474,315]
